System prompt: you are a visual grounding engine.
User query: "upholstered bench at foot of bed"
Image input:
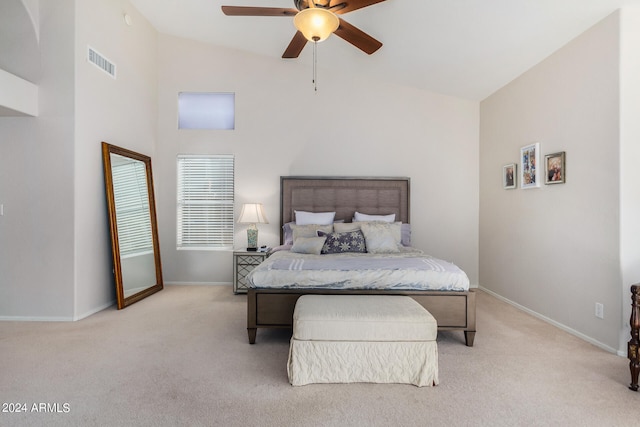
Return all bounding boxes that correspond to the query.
[287,295,439,387]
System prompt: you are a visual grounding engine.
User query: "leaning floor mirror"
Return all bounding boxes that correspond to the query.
[102,142,163,309]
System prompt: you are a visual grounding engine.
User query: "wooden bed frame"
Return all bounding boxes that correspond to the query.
[247,176,477,346]
[629,284,639,391]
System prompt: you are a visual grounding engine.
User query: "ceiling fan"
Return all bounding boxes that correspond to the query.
[221,1,386,59]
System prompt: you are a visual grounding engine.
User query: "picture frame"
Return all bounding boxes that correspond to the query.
[545,151,566,184]
[503,163,517,189]
[520,142,540,189]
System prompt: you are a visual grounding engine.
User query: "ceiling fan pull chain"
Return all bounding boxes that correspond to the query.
[313,40,318,92]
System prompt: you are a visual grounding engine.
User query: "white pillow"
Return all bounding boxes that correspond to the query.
[354,212,396,223]
[290,236,327,255]
[295,210,336,225]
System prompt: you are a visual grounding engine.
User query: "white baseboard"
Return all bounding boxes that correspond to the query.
[479,286,621,355]
[0,315,74,321]
[74,300,116,321]
[164,281,232,286]
[0,300,116,322]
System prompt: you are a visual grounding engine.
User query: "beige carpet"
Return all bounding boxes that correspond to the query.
[1,286,638,427]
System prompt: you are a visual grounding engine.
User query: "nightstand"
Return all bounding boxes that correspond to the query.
[233,250,269,294]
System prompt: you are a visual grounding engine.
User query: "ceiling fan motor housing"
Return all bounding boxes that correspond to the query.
[295,1,332,11]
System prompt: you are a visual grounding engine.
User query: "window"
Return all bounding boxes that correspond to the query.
[178,92,235,130]
[111,156,153,257]
[177,155,234,249]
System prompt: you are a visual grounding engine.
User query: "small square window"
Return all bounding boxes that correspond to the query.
[178,92,235,130]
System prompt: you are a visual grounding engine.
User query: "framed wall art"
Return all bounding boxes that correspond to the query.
[503,163,517,189]
[520,142,540,189]
[545,151,566,184]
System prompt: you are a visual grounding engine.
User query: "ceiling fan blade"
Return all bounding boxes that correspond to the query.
[334,18,382,55]
[221,6,298,17]
[282,31,308,58]
[330,0,386,15]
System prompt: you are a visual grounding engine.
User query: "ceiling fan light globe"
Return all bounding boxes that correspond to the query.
[293,8,339,42]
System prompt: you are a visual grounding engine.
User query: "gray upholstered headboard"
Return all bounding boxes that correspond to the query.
[280,176,410,244]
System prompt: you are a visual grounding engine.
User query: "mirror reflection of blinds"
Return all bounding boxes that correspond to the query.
[112,161,153,257]
[177,155,234,249]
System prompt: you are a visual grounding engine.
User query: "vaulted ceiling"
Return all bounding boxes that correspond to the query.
[129,0,639,100]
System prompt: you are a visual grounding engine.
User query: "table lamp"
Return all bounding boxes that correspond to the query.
[237,203,268,251]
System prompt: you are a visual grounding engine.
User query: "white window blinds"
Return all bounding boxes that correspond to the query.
[111,158,153,257]
[177,155,234,249]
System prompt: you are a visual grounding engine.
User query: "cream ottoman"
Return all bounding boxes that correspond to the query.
[287,295,439,387]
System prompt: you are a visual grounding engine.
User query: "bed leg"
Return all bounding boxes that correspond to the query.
[464,331,476,347]
[248,328,257,344]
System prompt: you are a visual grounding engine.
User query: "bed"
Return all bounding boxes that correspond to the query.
[246,176,476,346]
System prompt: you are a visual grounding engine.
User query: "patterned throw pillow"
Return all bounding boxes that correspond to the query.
[317,230,366,254]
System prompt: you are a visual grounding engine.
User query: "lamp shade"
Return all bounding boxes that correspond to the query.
[293,7,339,42]
[237,203,268,224]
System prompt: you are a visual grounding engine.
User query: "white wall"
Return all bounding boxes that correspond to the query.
[480,12,622,351]
[74,0,157,319]
[0,0,39,116]
[155,34,480,287]
[619,6,640,351]
[0,0,157,320]
[0,0,76,320]
[0,68,38,116]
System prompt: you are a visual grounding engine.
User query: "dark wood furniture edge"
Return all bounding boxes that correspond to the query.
[247,284,258,344]
[629,284,639,391]
[247,288,477,346]
[464,288,477,346]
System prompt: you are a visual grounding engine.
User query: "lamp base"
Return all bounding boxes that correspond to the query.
[246,227,258,251]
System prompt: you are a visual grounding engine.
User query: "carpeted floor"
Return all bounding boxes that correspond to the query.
[1,285,638,427]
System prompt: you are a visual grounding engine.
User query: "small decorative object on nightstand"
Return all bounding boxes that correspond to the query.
[237,203,268,251]
[233,250,268,294]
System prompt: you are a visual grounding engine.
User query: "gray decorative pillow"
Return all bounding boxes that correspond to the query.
[284,221,344,245]
[282,221,295,245]
[353,221,402,245]
[317,230,366,254]
[290,224,333,243]
[359,222,400,254]
[290,236,327,255]
[401,223,411,246]
[333,222,361,233]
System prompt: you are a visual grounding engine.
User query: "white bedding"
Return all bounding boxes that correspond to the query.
[247,248,470,291]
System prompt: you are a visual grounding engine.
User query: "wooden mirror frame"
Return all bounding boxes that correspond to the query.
[102,142,163,309]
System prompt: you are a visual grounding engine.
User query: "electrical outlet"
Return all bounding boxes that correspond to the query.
[595,303,604,319]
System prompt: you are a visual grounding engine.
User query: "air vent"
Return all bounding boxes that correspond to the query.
[87,46,116,78]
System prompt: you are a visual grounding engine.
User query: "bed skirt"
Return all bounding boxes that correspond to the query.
[287,339,439,387]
